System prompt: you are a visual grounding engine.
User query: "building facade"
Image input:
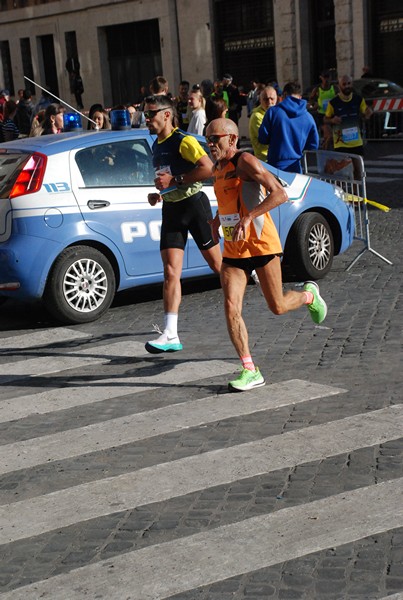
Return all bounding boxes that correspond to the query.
[0,0,401,108]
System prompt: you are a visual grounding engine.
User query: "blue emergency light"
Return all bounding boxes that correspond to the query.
[110,109,131,130]
[63,113,82,132]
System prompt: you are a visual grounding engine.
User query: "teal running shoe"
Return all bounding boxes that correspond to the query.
[228,367,265,392]
[304,281,327,324]
[145,329,183,354]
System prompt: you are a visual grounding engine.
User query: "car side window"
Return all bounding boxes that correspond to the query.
[75,140,155,187]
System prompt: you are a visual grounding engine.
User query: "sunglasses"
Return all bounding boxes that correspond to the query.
[144,108,170,119]
[206,134,230,144]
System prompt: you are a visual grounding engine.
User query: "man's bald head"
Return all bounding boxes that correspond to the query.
[206,118,239,137]
[260,86,277,107]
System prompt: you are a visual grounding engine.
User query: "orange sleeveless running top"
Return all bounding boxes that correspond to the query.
[213,157,282,259]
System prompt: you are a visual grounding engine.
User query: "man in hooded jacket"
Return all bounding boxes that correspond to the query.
[258,81,319,173]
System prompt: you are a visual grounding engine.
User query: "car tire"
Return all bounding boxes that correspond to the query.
[44,246,116,324]
[286,212,334,280]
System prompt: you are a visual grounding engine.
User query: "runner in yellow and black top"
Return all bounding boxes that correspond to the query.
[145,95,221,354]
[324,75,372,156]
[206,118,327,392]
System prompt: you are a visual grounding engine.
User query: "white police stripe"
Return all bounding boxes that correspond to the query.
[1,478,402,600]
[0,404,401,545]
[0,380,345,474]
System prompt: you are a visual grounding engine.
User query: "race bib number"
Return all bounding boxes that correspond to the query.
[341,126,359,143]
[219,213,240,241]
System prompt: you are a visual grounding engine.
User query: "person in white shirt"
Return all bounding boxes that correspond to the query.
[187,89,206,135]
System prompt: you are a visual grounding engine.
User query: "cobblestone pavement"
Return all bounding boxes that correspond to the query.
[0,142,402,599]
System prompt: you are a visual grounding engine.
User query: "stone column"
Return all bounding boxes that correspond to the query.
[334,0,354,77]
[273,0,299,86]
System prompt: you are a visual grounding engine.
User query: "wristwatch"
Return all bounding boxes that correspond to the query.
[174,174,185,186]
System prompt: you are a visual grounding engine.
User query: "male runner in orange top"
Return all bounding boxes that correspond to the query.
[206,118,327,392]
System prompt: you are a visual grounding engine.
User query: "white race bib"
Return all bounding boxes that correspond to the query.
[341,126,359,143]
[219,213,240,241]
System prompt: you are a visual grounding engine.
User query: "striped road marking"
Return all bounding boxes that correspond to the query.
[1,479,402,600]
[1,404,401,545]
[0,380,345,473]
[0,328,90,350]
[0,357,237,423]
[0,329,402,598]
[365,155,403,183]
[0,340,149,384]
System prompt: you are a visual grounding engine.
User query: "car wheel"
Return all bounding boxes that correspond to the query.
[44,246,116,324]
[286,212,334,280]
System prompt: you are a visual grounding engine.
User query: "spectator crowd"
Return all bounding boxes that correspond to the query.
[0,69,372,172]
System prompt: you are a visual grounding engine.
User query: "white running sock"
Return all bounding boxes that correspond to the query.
[164,312,178,337]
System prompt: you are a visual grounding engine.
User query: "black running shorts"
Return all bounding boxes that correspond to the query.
[222,254,283,275]
[160,191,217,251]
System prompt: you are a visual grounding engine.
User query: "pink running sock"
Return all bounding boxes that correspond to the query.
[241,355,255,371]
[303,291,314,305]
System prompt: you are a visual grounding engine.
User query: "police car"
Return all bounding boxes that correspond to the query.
[0,128,354,324]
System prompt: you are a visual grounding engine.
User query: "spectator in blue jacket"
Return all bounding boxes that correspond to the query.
[258,81,319,173]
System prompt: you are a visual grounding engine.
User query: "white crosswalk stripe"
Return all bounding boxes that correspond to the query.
[0,328,401,598]
[365,154,403,183]
[0,352,235,421]
[0,327,90,350]
[0,340,146,384]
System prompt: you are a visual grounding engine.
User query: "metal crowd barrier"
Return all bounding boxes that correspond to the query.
[303,150,393,271]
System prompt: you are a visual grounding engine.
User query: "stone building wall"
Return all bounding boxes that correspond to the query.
[273,0,299,85]
[0,0,372,107]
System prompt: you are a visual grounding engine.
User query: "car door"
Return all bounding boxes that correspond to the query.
[70,137,164,278]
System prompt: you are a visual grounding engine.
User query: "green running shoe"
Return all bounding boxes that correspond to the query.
[228,367,265,392]
[304,281,327,324]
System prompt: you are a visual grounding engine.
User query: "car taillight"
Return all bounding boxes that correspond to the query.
[9,153,47,199]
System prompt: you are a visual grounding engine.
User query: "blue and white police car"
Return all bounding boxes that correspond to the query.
[0,128,354,324]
